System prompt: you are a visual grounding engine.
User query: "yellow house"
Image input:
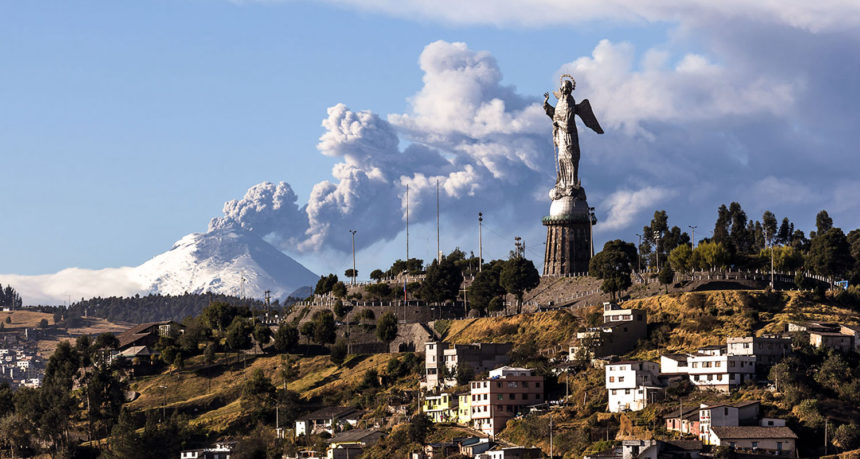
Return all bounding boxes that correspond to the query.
[457,393,471,425]
[422,393,457,423]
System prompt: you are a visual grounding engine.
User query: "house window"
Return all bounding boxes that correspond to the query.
[625,389,630,394]
[752,442,758,449]
[724,408,729,415]
[692,362,698,368]
[777,442,783,451]
[619,376,625,382]
[536,382,540,388]
[523,382,529,388]
[612,390,616,395]
[522,393,528,400]
[497,394,503,400]
[715,361,721,367]
[510,394,515,400]
[609,376,615,382]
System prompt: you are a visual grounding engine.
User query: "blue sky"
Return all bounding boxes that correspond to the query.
[2,1,859,285]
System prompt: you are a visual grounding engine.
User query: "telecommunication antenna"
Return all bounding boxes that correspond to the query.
[436,180,441,263]
[478,212,483,272]
[406,184,410,262]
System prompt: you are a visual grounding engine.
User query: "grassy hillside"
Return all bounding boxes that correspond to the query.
[127,351,405,434]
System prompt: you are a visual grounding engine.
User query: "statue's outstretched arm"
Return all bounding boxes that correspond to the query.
[543,93,555,118]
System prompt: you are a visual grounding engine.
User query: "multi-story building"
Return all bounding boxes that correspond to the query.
[425,342,513,388]
[699,401,760,444]
[457,393,472,425]
[422,393,458,423]
[661,346,755,393]
[570,303,647,360]
[605,360,662,413]
[469,367,544,436]
[726,336,791,366]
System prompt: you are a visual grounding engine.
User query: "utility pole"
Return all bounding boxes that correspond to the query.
[478,212,483,272]
[825,418,829,455]
[688,225,697,248]
[436,180,441,263]
[589,206,597,257]
[349,229,357,286]
[549,414,553,459]
[406,184,409,261]
[635,233,642,273]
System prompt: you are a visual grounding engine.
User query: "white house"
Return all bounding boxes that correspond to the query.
[605,361,662,413]
[661,346,755,393]
[710,426,797,455]
[699,400,760,444]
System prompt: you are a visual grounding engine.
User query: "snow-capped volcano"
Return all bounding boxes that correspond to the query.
[133,225,318,300]
[0,226,318,305]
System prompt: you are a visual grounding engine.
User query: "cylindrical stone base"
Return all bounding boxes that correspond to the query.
[542,214,592,276]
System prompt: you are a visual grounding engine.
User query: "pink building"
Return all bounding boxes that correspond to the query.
[470,367,544,436]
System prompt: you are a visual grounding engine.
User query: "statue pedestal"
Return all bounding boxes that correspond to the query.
[542,195,594,276]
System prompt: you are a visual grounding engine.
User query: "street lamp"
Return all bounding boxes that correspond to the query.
[478,212,483,272]
[654,233,662,271]
[349,229,357,286]
[635,233,643,273]
[688,225,697,248]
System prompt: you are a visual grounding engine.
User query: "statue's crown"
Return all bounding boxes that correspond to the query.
[560,74,576,91]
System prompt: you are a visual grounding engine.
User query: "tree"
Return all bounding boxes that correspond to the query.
[300,322,315,344]
[331,281,347,298]
[203,343,217,364]
[314,274,339,295]
[376,312,398,344]
[668,244,693,273]
[420,256,462,303]
[202,301,238,332]
[467,263,505,316]
[225,317,253,359]
[330,339,348,365]
[816,210,834,235]
[408,413,433,444]
[762,246,804,272]
[455,363,475,386]
[312,311,336,345]
[252,323,272,350]
[273,324,299,353]
[658,265,675,293]
[241,369,276,422]
[691,241,730,270]
[588,240,636,301]
[834,423,860,451]
[762,211,778,244]
[344,269,358,279]
[807,228,853,279]
[370,269,385,282]
[499,256,540,313]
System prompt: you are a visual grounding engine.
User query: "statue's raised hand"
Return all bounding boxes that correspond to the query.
[543,92,549,101]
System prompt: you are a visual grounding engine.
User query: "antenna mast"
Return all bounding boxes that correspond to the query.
[406,184,409,261]
[436,180,440,263]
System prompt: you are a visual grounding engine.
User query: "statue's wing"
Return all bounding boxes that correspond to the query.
[576,99,604,134]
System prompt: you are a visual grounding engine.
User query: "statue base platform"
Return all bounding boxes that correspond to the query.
[542,194,594,276]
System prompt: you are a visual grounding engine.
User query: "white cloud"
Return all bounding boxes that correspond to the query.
[599,187,677,231]
[0,268,142,306]
[558,39,796,135]
[269,0,860,33]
